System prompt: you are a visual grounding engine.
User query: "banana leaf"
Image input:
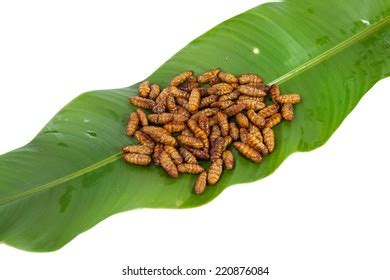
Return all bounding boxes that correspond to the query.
[0,0,389,251]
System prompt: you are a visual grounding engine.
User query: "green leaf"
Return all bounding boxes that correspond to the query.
[0,0,389,252]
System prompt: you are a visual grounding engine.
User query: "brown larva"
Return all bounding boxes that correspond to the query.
[169,71,193,87]
[207,159,223,185]
[138,80,151,98]
[127,112,139,136]
[123,153,151,166]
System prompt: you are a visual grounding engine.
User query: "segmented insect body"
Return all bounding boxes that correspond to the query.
[198,113,210,136]
[269,84,280,102]
[238,74,262,85]
[152,103,166,114]
[247,110,265,128]
[233,142,262,163]
[210,137,225,161]
[180,75,199,92]
[229,122,239,140]
[213,100,234,110]
[237,99,265,111]
[166,94,177,113]
[248,124,262,141]
[173,107,191,122]
[262,127,275,153]
[136,109,148,127]
[177,163,204,174]
[276,93,301,104]
[170,71,193,87]
[141,126,177,146]
[153,144,164,165]
[207,159,223,185]
[210,125,221,144]
[127,112,139,136]
[218,90,240,102]
[188,119,209,149]
[122,145,153,155]
[235,113,249,128]
[164,122,186,133]
[200,95,218,108]
[138,81,151,98]
[244,133,268,156]
[159,151,178,178]
[208,115,219,126]
[218,71,238,84]
[168,86,190,99]
[265,113,282,128]
[281,103,294,121]
[194,171,207,195]
[149,84,160,100]
[177,135,203,149]
[187,148,209,160]
[134,131,155,148]
[176,97,189,108]
[148,113,174,125]
[238,85,266,97]
[223,136,232,150]
[155,88,170,104]
[179,147,198,164]
[130,96,156,109]
[181,128,194,137]
[222,150,234,170]
[198,68,220,84]
[223,103,245,117]
[258,104,280,119]
[123,153,151,165]
[164,145,183,165]
[208,83,233,95]
[191,108,219,120]
[188,88,201,112]
[216,112,229,136]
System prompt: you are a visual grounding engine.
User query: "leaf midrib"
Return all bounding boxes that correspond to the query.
[1,15,388,206]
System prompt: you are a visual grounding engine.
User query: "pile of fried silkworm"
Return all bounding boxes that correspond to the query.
[123,69,301,194]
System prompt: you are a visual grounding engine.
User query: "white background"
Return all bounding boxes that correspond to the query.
[0,1,389,279]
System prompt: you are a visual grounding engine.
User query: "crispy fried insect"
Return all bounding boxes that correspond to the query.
[235,113,249,128]
[218,90,240,102]
[153,143,164,165]
[148,113,174,125]
[159,150,178,178]
[230,82,239,89]
[210,125,221,144]
[218,71,238,84]
[238,74,262,85]
[166,94,177,113]
[181,128,194,137]
[216,112,229,136]
[207,159,223,185]
[164,145,183,165]
[223,103,245,117]
[210,137,225,161]
[177,163,204,174]
[212,100,234,110]
[223,136,232,150]
[175,97,189,108]
[233,142,262,163]
[123,153,151,166]
[127,112,139,136]
[149,84,160,100]
[179,147,198,164]
[134,131,155,148]
[208,115,219,126]
[170,70,193,87]
[138,80,150,98]
[141,126,177,146]
[200,95,218,108]
[130,96,156,110]
[281,103,294,121]
[247,110,266,128]
[242,132,268,156]
[258,104,280,118]
[179,75,199,92]
[155,88,170,104]
[265,113,282,128]
[152,103,166,114]
[122,144,153,155]
[168,86,190,99]
[194,171,207,195]
[198,68,220,84]
[188,148,210,160]
[276,93,301,104]
[229,122,239,140]
[191,108,219,120]
[208,83,233,95]
[188,119,209,149]
[172,111,190,123]
[248,124,262,141]
[238,85,266,97]
[222,150,234,170]
[269,84,280,102]
[198,113,210,136]
[237,98,266,111]
[177,135,203,149]
[136,109,148,127]
[262,127,275,153]
[164,122,186,133]
[188,88,201,113]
